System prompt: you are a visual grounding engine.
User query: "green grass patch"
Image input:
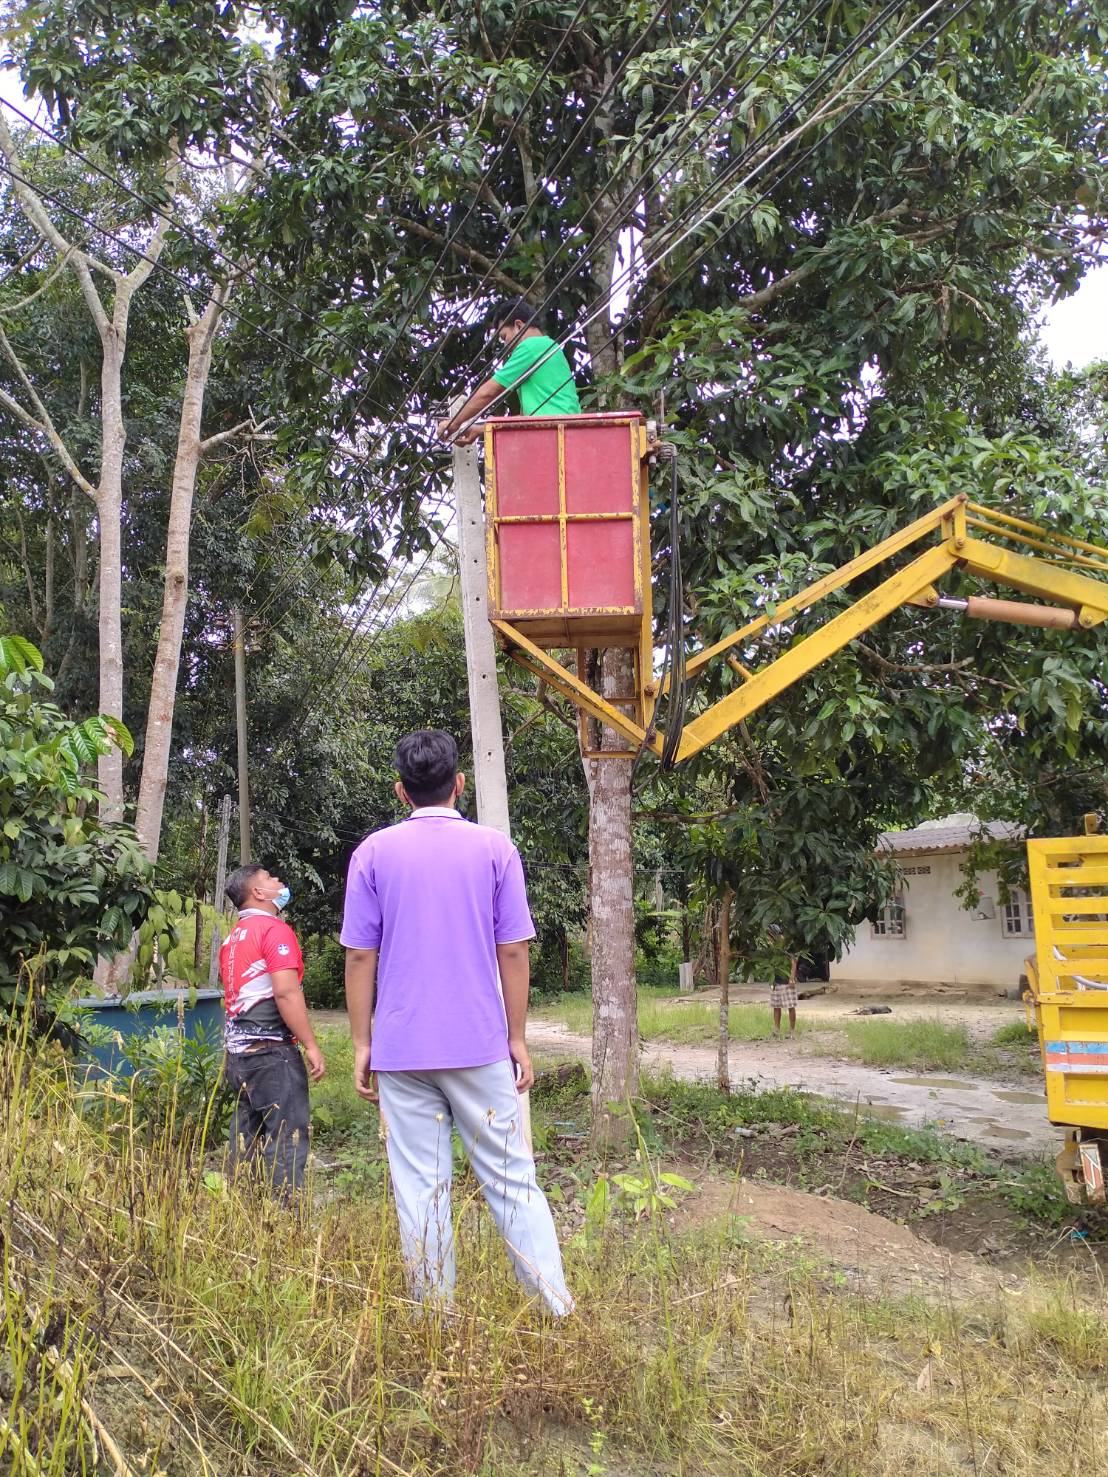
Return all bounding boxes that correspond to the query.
[993,1019,1035,1047]
[538,987,821,1044]
[840,1015,972,1071]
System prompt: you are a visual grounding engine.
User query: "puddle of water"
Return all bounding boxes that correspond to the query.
[810,1095,906,1120]
[992,1090,1044,1105]
[978,1123,1033,1141]
[891,1077,978,1091]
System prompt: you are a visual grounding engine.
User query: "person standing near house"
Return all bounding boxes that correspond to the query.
[435,297,582,446]
[770,955,799,1039]
[219,864,325,1197]
[341,729,573,1316]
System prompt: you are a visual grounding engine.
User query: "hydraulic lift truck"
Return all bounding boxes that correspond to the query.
[480,410,1108,1193]
[1024,818,1108,1204]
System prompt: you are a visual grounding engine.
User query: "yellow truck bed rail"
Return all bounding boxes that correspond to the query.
[1025,828,1108,1202]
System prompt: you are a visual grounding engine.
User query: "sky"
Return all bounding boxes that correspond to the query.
[1,66,1105,373]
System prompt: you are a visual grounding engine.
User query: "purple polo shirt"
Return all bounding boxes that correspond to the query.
[339,807,535,1071]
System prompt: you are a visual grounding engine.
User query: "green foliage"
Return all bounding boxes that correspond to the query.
[0,634,154,1019]
[993,1020,1033,1047]
[1000,1161,1077,1229]
[610,1166,696,1221]
[120,1021,230,1141]
[301,933,346,1008]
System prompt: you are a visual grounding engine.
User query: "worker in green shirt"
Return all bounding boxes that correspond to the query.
[436,298,581,445]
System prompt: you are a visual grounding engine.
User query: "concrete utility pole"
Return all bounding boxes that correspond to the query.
[207,793,233,989]
[232,606,252,864]
[451,409,529,1142]
[451,410,511,833]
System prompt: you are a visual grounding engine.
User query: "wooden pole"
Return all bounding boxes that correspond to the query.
[451,408,529,1143]
[207,794,233,989]
[232,606,251,864]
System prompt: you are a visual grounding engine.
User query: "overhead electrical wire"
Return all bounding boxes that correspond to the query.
[0,3,968,772]
[282,0,948,701]
[284,2,963,743]
[339,0,598,433]
[242,0,815,620]
[239,0,739,617]
[0,94,397,418]
[468,0,948,424]
[245,0,887,653]
[279,0,958,733]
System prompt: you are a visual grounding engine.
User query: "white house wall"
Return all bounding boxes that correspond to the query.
[830,851,1031,988]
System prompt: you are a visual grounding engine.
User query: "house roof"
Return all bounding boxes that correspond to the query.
[877,814,1024,859]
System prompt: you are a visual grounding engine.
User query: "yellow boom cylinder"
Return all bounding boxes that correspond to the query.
[938,595,1079,629]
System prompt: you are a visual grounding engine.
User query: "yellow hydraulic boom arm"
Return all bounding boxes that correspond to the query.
[492,494,1108,763]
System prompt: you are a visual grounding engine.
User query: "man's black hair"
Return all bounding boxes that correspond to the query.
[491,297,540,332]
[226,862,267,910]
[395,729,459,807]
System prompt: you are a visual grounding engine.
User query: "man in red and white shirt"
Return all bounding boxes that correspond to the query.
[219,863,325,1196]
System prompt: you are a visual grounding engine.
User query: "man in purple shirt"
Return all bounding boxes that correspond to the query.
[341,729,572,1316]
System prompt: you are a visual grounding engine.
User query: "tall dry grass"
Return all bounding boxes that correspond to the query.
[2,1007,1107,1475]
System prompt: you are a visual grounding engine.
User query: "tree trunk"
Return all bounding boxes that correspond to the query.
[578,101,639,1141]
[716,886,733,1096]
[90,331,129,993]
[560,925,570,992]
[95,333,127,823]
[193,804,209,974]
[134,295,225,861]
[42,515,54,643]
[585,646,638,1144]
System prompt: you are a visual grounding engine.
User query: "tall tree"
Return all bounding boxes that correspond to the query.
[213,0,1106,1129]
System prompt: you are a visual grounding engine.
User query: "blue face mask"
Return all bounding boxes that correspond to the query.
[272,886,291,911]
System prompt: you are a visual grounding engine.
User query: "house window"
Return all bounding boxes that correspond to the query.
[872,897,906,939]
[1002,888,1034,939]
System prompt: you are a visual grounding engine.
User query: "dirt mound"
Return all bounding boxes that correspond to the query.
[685,1174,1013,1299]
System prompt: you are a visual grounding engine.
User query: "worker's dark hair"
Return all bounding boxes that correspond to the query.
[490,297,540,332]
[226,862,268,910]
[395,729,459,807]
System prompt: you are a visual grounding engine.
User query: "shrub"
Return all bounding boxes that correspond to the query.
[0,634,155,1029]
[121,1020,231,1141]
[301,934,346,1008]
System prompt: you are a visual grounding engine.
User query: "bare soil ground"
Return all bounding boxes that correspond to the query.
[525,1015,1054,1154]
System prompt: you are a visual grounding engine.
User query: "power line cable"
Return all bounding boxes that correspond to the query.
[462,0,929,424]
[235,0,681,616]
[0,154,395,421]
[437,0,819,397]
[526,0,969,426]
[244,0,844,634]
[240,0,805,619]
[342,0,596,434]
[326,0,969,752]
[286,2,958,738]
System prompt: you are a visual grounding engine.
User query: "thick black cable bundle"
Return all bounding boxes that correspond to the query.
[660,452,687,771]
[632,449,686,781]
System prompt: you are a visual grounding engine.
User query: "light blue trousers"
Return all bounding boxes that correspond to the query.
[377,1060,574,1316]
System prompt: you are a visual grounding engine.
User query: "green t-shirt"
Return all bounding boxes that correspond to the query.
[492,334,582,416]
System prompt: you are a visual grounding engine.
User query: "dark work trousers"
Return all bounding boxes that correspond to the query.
[224,1041,310,1197]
